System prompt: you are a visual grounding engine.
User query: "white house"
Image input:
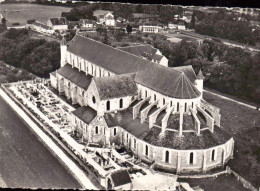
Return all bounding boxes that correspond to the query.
[96,11,115,26]
[30,21,54,34]
[168,22,186,30]
[79,19,94,28]
[139,25,161,33]
[47,17,68,31]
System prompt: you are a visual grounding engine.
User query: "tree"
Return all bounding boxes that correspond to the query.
[1,17,7,25]
[126,24,132,34]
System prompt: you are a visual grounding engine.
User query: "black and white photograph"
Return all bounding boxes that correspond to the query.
[0,0,259,190]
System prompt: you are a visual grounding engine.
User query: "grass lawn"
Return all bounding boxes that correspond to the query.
[203,91,260,188]
[178,174,250,191]
[0,3,71,25]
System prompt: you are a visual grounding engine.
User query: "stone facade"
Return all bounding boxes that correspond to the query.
[50,36,234,174]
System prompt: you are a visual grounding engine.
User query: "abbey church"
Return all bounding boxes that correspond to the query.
[50,34,234,174]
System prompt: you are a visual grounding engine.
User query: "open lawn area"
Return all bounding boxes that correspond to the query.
[0,4,71,25]
[0,61,36,84]
[203,91,260,188]
[178,174,250,191]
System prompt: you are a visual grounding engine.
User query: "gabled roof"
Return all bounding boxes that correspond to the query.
[172,65,197,83]
[72,106,97,124]
[32,21,52,30]
[57,64,92,90]
[93,73,138,100]
[67,35,200,99]
[196,69,205,80]
[152,54,164,62]
[49,17,67,25]
[110,170,131,187]
[117,44,158,58]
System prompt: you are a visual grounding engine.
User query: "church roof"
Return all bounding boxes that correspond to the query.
[110,170,131,187]
[196,69,205,80]
[67,35,200,99]
[169,72,200,99]
[118,44,158,58]
[93,73,138,100]
[143,125,232,150]
[72,106,97,124]
[57,64,92,90]
[172,65,197,83]
[104,109,150,138]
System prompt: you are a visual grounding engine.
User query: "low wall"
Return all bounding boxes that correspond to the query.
[226,166,258,191]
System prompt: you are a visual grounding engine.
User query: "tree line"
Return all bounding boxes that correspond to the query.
[0,29,60,78]
[190,10,260,46]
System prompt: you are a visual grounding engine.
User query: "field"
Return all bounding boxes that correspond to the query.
[0,4,71,25]
[166,33,199,43]
[203,91,260,188]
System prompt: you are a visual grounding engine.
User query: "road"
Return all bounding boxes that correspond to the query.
[0,96,81,189]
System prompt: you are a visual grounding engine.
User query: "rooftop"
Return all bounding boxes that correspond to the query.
[56,64,93,90]
[49,17,67,25]
[72,106,97,124]
[143,126,232,150]
[117,44,158,59]
[110,170,132,187]
[93,73,138,100]
[67,35,200,99]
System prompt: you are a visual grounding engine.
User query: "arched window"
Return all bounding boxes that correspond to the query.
[212,149,215,161]
[126,133,129,143]
[119,98,123,108]
[92,96,96,104]
[145,145,149,156]
[134,138,136,149]
[95,126,98,134]
[192,102,194,108]
[165,150,169,163]
[145,90,147,98]
[190,152,194,164]
[170,101,172,107]
[177,102,179,111]
[99,68,101,77]
[185,102,187,112]
[114,128,117,136]
[107,100,110,111]
[154,94,157,101]
[163,98,165,105]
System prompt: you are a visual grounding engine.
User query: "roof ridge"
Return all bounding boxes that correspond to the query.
[74,34,176,73]
[183,74,192,99]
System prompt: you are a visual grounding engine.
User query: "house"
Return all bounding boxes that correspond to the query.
[30,21,54,34]
[116,17,125,23]
[79,19,95,28]
[118,44,168,67]
[49,35,234,177]
[94,10,115,26]
[47,17,68,31]
[168,21,186,30]
[108,170,132,190]
[139,25,161,33]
